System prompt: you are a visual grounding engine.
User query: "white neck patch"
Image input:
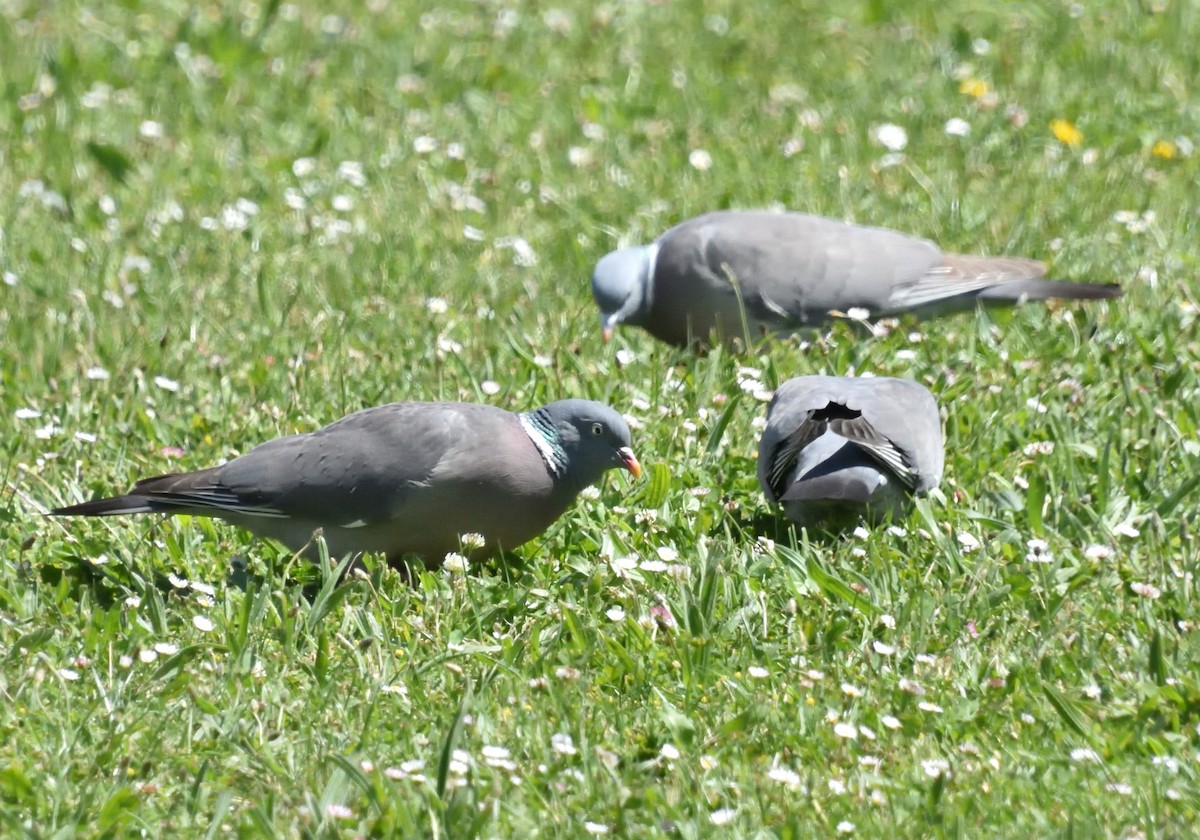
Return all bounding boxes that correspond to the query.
[520,414,565,478]
[642,242,660,311]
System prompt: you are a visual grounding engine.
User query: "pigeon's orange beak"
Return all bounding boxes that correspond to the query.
[617,447,642,478]
[600,313,618,344]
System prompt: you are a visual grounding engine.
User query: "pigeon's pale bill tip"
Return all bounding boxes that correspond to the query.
[600,314,617,344]
[618,447,642,479]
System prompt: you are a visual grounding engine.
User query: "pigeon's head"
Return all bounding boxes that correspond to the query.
[540,399,641,485]
[591,245,655,342]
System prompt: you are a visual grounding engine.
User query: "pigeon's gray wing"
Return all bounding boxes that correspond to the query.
[839,378,944,493]
[46,404,477,549]
[153,403,487,526]
[770,428,888,505]
[760,401,922,501]
[653,211,945,331]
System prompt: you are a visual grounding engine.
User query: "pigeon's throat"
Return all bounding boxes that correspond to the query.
[520,410,567,478]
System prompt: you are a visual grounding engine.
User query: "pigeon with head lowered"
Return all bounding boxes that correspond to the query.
[757,375,943,526]
[50,399,641,567]
[592,210,1122,347]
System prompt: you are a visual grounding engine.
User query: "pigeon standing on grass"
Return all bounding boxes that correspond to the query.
[757,375,943,526]
[592,210,1123,347]
[50,399,641,567]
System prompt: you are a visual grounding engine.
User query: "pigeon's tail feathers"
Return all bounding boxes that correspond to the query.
[896,253,1124,310]
[935,252,1123,301]
[49,468,230,518]
[49,495,158,517]
[975,277,1124,302]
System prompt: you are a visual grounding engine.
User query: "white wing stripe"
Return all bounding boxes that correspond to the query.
[152,491,289,519]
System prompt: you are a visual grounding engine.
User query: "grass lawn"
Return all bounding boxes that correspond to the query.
[2,0,1199,836]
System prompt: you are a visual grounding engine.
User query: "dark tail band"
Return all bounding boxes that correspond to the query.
[49,495,156,517]
[978,279,1124,302]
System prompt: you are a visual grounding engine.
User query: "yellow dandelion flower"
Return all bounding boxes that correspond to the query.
[1151,139,1177,160]
[1050,118,1083,147]
[959,78,991,98]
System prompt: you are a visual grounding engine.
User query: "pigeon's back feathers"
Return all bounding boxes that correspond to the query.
[758,376,944,526]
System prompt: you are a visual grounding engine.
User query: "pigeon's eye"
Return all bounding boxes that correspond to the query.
[590,423,604,436]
